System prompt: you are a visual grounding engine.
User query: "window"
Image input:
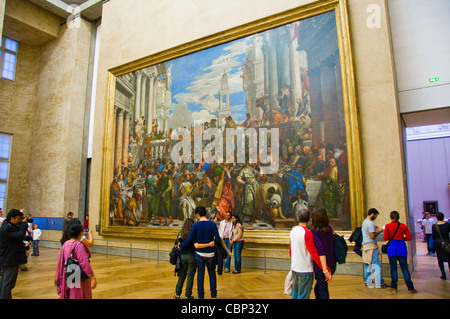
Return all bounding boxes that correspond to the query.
[0,134,12,211]
[0,37,18,81]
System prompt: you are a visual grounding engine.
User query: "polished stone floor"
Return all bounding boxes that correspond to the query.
[11,240,450,300]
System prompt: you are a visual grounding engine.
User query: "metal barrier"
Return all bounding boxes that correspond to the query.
[90,238,290,274]
[89,238,359,275]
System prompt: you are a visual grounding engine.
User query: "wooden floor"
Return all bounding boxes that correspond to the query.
[12,241,450,300]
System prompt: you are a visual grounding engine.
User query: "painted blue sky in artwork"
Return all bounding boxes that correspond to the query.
[168,36,253,127]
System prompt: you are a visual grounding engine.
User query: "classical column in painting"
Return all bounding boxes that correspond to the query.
[122,113,130,167]
[115,110,124,173]
[164,70,172,133]
[333,54,345,136]
[134,70,142,121]
[287,22,302,114]
[152,75,157,128]
[298,51,310,113]
[320,57,340,147]
[253,35,265,117]
[146,74,155,135]
[112,107,117,175]
[154,68,172,134]
[278,28,291,96]
[243,35,265,120]
[164,107,170,135]
[264,31,279,112]
[140,73,147,122]
[262,45,269,100]
[308,65,324,147]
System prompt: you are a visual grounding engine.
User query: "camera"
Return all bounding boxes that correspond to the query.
[23,217,33,223]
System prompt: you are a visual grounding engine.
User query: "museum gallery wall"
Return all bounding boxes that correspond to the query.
[99,0,363,240]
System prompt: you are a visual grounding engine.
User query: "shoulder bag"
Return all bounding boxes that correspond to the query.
[64,241,90,284]
[169,237,180,266]
[381,222,400,254]
[434,224,450,256]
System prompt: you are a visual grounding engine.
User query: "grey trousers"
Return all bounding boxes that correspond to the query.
[0,266,19,299]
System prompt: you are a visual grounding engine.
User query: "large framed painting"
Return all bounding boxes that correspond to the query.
[99,0,364,242]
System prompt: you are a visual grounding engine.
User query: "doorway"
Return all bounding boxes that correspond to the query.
[403,110,450,270]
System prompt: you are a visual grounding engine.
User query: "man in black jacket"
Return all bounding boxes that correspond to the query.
[0,209,29,299]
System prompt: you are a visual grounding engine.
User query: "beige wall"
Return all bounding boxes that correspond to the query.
[347,0,407,227]
[0,42,40,211]
[0,0,93,220]
[89,0,408,238]
[28,19,92,218]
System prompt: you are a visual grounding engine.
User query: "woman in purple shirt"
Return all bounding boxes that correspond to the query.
[310,206,336,299]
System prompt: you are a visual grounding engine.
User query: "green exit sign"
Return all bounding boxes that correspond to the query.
[429,77,440,83]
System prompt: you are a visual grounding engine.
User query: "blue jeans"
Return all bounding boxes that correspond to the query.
[224,238,232,270]
[291,271,313,299]
[32,240,39,255]
[425,234,435,253]
[314,264,336,299]
[195,253,217,299]
[364,248,385,286]
[233,240,244,272]
[389,256,415,291]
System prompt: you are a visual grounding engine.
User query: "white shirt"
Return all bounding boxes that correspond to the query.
[219,219,232,239]
[362,219,377,245]
[32,229,41,240]
[422,218,436,234]
[290,226,313,273]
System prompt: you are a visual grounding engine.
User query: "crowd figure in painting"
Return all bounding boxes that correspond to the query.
[110,103,349,233]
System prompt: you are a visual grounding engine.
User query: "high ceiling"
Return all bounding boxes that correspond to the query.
[28,0,103,21]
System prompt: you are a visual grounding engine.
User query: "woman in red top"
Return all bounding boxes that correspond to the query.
[383,211,417,293]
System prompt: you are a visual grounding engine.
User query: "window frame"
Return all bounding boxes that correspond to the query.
[0,36,19,81]
[0,133,12,212]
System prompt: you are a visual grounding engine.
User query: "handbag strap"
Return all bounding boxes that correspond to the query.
[175,233,181,246]
[69,241,83,259]
[387,222,401,245]
[434,224,444,242]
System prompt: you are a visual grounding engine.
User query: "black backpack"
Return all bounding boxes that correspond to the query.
[349,227,363,257]
[334,234,348,264]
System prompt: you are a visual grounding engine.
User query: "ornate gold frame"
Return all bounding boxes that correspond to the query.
[99,0,364,243]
